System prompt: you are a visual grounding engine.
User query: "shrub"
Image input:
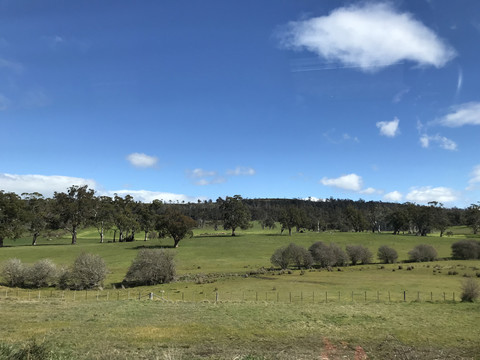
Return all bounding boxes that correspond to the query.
[1,258,26,287]
[124,249,176,286]
[377,245,398,264]
[460,277,480,302]
[270,243,312,270]
[346,245,372,265]
[309,242,348,267]
[408,244,437,262]
[69,253,107,290]
[451,239,480,260]
[26,259,57,288]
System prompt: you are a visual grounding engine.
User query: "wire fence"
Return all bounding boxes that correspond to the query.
[0,288,462,304]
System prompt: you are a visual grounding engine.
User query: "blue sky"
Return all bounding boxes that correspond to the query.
[1,0,479,207]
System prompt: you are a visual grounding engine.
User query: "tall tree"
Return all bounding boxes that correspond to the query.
[22,192,50,246]
[220,195,251,236]
[157,208,197,247]
[53,185,95,244]
[93,196,114,243]
[278,206,302,236]
[0,191,24,247]
[465,203,480,234]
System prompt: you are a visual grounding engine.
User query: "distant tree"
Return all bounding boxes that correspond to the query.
[428,201,449,237]
[344,206,367,232]
[465,203,480,235]
[0,191,24,248]
[377,245,398,264]
[135,202,157,241]
[112,194,138,242]
[278,206,302,236]
[157,208,197,248]
[93,196,114,243]
[386,207,409,235]
[346,245,372,265]
[408,244,437,262]
[220,195,251,236]
[53,185,96,245]
[22,193,51,246]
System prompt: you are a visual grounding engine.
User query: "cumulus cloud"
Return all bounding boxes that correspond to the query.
[321,173,363,191]
[437,102,480,127]
[226,166,256,176]
[419,134,457,151]
[376,117,400,137]
[406,186,458,204]
[467,165,480,191]
[0,173,98,197]
[105,189,205,203]
[279,3,455,72]
[384,191,403,202]
[126,153,158,168]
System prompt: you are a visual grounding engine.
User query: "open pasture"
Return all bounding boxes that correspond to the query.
[1,226,479,359]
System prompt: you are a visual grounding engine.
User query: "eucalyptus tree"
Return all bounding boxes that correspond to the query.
[156,207,197,248]
[22,192,51,245]
[278,206,302,236]
[220,195,251,236]
[53,185,96,244]
[465,203,480,234]
[135,201,157,241]
[0,191,24,247]
[112,194,138,242]
[93,195,114,243]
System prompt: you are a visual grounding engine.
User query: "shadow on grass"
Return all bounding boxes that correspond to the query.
[130,244,176,250]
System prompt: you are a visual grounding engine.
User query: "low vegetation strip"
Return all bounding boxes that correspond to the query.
[0,287,467,304]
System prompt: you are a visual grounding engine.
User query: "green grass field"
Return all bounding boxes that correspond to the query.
[0,225,479,359]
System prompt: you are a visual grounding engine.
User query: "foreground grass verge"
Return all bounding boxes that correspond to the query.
[0,300,479,359]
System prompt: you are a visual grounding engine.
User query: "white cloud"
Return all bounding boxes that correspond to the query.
[279,3,455,72]
[226,166,256,176]
[321,173,363,191]
[393,88,409,103]
[187,168,226,186]
[376,117,400,137]
[0,173,98,197]
[420,134,457,151]
[360,187,383,195]
[0,94,10,110]
[384,191,403,202]
[437,102,480,127]
[126,153,158,168]
[467,165,480,191]
[406,186,458,204]
[189,168,217,178]
[106,190,205,203]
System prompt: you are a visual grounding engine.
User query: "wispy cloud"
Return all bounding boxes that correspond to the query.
[279,3,455,72]
[0,94,11,110]
[0,57,23,73]
[384,191,403,202]
[393,88,410,103]
[419,134,457,151]
[226,166,256,176]
[467,165,480,191]
[126,153,158,168]
[437,102,480,127]
[376,117,400,137]
[323,129,359,144]
[187,168,226,186]
[406,186,458,204]
[0,173,97,197]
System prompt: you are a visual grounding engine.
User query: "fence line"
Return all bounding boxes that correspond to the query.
[0,288,459,304]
